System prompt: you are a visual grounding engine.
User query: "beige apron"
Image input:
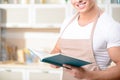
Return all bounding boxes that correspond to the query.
[59,12,100,80]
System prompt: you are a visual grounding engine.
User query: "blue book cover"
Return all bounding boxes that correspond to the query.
[42,54,91,67]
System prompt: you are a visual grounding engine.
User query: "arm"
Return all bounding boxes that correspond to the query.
[50,39,61,54]
[63,47,120,80]
[50,39,61,68]
[89,46,120,80]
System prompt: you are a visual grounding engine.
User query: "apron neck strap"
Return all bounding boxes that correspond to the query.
[90,8,101,41]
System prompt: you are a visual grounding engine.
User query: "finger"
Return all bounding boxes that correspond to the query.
[63,64,73,69]
[50,64,60,68]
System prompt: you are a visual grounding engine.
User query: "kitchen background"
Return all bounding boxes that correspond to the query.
[0,0,120,80]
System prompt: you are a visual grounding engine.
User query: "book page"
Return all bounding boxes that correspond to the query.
[28,48,49,60]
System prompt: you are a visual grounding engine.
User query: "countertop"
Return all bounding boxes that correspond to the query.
[0,61,62,72]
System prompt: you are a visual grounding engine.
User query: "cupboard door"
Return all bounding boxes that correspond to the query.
[0,71,22,80]
[29,71,61,80]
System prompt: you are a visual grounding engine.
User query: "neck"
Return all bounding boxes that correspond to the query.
[78,6,101,26]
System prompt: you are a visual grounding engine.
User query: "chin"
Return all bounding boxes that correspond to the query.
[77,9,88,13]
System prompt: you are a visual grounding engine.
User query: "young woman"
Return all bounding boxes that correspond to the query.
[51,0,120,80]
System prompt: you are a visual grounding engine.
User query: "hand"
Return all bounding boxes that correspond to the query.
[63,64,89,79]
[50,64,60,69]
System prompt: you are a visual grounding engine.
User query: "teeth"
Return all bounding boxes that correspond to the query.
[76,2,86,5]
[76,1,86,9]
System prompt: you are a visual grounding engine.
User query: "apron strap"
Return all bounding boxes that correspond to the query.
[90,9,101,41]
[89,8,101,68]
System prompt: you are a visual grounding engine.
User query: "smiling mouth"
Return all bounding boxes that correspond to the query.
[76,1,87,8]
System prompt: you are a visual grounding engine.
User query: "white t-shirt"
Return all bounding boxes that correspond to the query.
[59,12,120,70]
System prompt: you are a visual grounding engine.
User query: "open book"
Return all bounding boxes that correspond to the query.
[29,49,91,67]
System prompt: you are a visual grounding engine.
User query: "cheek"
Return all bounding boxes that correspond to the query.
[71,0,75,5]
[87,0,96,9]
[90,0,96,5]
[71,0,76,8]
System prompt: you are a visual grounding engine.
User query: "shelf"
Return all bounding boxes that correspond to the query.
[5,27,60,33]
[0,4,66,8]
[0,0,30,4]
[0,4,31,8]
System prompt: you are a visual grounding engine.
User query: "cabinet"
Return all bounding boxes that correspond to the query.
[29,70,61,80]
[0,64,62,80]
[0,0,68,28]
[0,68,23,80]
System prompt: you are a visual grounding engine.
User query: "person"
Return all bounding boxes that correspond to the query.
[50,0,120,80]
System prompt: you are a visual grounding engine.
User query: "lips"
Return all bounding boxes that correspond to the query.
[76,1,87,9]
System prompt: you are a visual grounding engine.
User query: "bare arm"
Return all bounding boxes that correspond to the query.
[89,47,120,80]
[50,39,61,68]
[63,47,120,80]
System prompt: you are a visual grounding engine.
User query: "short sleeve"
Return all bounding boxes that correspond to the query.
[107,23,120,48]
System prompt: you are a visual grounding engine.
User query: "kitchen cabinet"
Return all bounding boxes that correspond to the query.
[0,0,67,28]
[29,70,61,80]
[0,63,62,80]
[0,68,23,80]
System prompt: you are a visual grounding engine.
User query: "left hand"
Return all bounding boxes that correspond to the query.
[63,64,89,79]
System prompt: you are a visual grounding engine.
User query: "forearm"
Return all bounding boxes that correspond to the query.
[50,46,61,54]
[87,64,120,80]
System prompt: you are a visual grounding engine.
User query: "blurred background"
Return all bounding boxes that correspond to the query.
[0,0,120,80]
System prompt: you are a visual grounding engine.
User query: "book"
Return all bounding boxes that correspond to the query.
[29,49,91,67]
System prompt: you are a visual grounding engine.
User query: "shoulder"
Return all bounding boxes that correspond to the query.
[98,12,118,26]
[97,11,120,32]
[96,12,120,48]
